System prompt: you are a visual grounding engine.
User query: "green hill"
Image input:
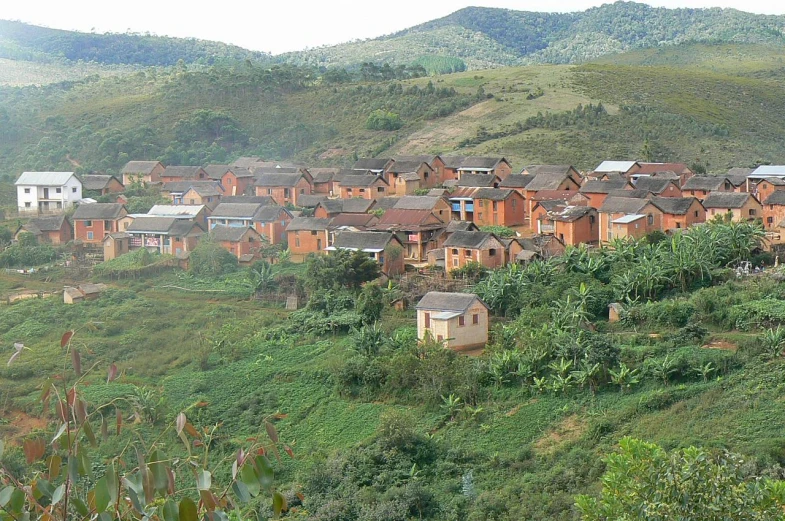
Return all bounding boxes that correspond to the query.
[283,2,785,69]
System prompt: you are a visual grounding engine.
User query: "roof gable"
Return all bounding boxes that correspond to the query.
[73,203,125,220]
[416,292,486,312]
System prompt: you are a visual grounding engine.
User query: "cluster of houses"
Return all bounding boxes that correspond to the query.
[13,157,785,278]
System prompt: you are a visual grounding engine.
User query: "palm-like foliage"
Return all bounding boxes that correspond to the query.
[760,326,785,360]
[609,363,640,394]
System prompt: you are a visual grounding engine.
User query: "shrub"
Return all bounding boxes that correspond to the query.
[188,238,238,277]
[365,109,403,130]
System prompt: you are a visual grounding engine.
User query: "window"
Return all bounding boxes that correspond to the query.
[267,189,273,195]
[437,335,443,342]
[189,199,195,205]
[511,199,516,209]
[87,231,94,240]
[283,188,290,198]
[72,187,77,193]
[347,189,353,194]
[300,189,305,194]
[695,210,700,217]
[104,220,111,229]
[227,178,232,184]
[57,202,62,209]
[676,223,682,228]
[451,248,458,255]
[647,214,654,225]
[295,237,300,247]
[492,202,498,211]
[749,208,757,216]
[359,189,366,193]
[56,187,61,193]
[85,220,93,227]
[590,215,596,224]
[472,314,479,325]
[453,258,458,267]
[25,202,31,208]
[424,312,430,328]
[311,231,318,236]
[489,248,497,257]
[377,187,384,193]
[458,315,465,327]
[559,233,564,241]
[464,249,471,256]
[767,217,774,224]
[24,188,30,194]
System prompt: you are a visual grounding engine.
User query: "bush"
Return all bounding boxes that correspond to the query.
[365,109,403,130]
[188,239,238,277]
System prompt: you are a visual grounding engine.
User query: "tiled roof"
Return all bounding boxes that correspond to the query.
[416,292,484,312]
[650,196,700,215]
[121,161,161,174]
[599,196,651,214]
[701,192,754,209]
[81,175,120,190]
[73,203,125,220]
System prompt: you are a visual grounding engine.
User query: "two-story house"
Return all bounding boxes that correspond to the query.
[16,172,83,213]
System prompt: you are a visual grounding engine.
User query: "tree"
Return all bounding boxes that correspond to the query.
[305,249,381,292]
[576,437,785,521]
[188,238,238,277]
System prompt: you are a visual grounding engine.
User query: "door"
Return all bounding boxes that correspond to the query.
[317,238,322,251]
[43,188,49,199]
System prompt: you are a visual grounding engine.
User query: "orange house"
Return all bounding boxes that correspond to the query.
[633,177,682,197]
[523,171,582,216]
[327,231,405,276]
[682,176,734,200]
[209,225,263,259]
[394,155,446,186]
[441,156,467,182]
[254,172,313,206]
[371,208,447,262]
[537,205,598,246]
[72,203,127,244]
[702,193,762,222]
[762,192,785,230]
[753,178,785,205]
[629,162,694,186]
[121,161,165,186]
[286,217,331,257]
[253,206,293,246]
[82,175,124,195]
[651,196,706,232]
[310,168,341,195]
[598,197,663,242]
[17,214,73,245]
[443,231,506,271]
[579,178,632,209]
[160,166,209,183]
[384,161,435,194]
[338,175,389,200]
[393,196,452,224]
[472,188,526,227]
[457,157,512,180]
[182,185,222,208]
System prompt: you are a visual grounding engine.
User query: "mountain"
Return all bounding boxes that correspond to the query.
[282,2,785,69]
[0,19,270,67]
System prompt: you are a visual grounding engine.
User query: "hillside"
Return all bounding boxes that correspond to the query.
[0,19,270,67]
[2,43,785,190]
[283,2,785,69]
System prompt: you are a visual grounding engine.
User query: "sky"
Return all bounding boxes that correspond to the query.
[2,0,785,55]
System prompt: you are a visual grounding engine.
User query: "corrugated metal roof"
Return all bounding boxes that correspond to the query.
[611,214,645,224]
[16,172,76,186]
[751,165,785,177]
[147,205,204,217]
[594,161,638,173]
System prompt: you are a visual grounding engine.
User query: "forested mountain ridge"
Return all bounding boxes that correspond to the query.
[283,1,785,69]
[0,19,270,66]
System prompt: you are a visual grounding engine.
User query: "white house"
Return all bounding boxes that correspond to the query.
[15,172,83,213]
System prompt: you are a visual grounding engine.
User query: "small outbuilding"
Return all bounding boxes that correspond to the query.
[416,292,489,353]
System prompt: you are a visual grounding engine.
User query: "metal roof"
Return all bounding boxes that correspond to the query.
[147,205,205,217]
[594,161,638,173]
[16,172,77,186]
[750,165,785,178]
[611,214,645,224]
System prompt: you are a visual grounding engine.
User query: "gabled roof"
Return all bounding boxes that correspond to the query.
[634,162,691,175]
[329,213,380,229]
[353,158,391,171]
[16,172,77,186]
[599,196,652,214]
[649,171,680,180]
[446,220,479,233]
[286,217,332,231]
[394,196,446,211]
[126,216,180,233]
[594,161,638,173]
[147,205,205,217]
[343,198,377,213]
[760,177,785,186]
[580,178,630,194]
[330,231,397,252]
[448,187,480,199]
[220,195,276,205]
[473,188,517,201]
[252,167,304,176]
[81,175,121,190]
[161,166,205,179]
[209,203,264,219]
[253,206,292,222]
[310,168,341,183]
[607,189,649,199]
[399,172,421,182]
[441,156,467,169]
[340,174,388,187]
[373,197,402,211]
[534,199,568,212]
[499,174,535,189]
[416,291,485,312]
[209,225,258,242]
[121,161,162,174]
[701,192,755,209]
[230,157,262,168]
[443,231,500,249]
[532,190,578,201]
[254,172,308,187]
[184,184,222,197]
[24,214,68,232]
[523,165,576,176]
[727,167,753,185]
[650,196,701,215]
[751,165,785,178]
[203,165,233,180]
[764,192,785,206]
[161,180,221,194]
[387,161,429,174]
[458,156,508,171]
[547,205,596,222]
[374,208,444,228]
[457,174,497,187]
[682,176,728,191]
[73,203,125,220]
[525,173,577,191]
[633,177,677,194]
[296,195,329,208]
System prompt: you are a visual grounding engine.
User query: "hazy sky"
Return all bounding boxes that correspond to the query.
[2,0,785,54]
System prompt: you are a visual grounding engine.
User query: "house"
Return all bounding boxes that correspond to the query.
[456,174,499,188]
[394,155,446,185]
[726,168,753,192]
[337,174,389,200]
[747,166,785,192]
[629,162,694,186]
[681,176,733,200]
[146,204,209,228]
[103,232,131,261]
[592,161,640,176]
[352,158,393,174]
[254,171,313,206]
[650,196,706,232]
[204,165,254,196]
[252,206,293,245]
[121,161,165,186]
[441,156,467,182]
[529,199,569,233]
[522,170,581,216]
[286,217,332,257]
[181,185,223,208]
[763,192,785,231]
[160,166,209,182]
[579,178,632,209]
[384,161,435,194]
[498,174,535,196]
[752,177,785,204]
[457,157,512,180]
[598,196,663,242]
[161,181,224,205]
[536,205,598,246]
[64,283,107,304]
[72,203,127,244]
[508,235,566,262]
[521,164,581,180]
[16,214,72,245]
[448,187,481,221]
[209,225,263,260]
[231,157,263,169]
[310,168,342,195]
[327,231,405,276]
[125,217,205,255]
[632,177,681,197]
[16,172,83,213]
[443,231,506,271]
[328,213,380,233]
[314,198,376,218]
[702,192,762,222]
[208,203,267,229]
[472,188,526,227]
[81,175,124,195]
[371,208,447,262]
[393,196,452,224]
[416,292,489,352]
